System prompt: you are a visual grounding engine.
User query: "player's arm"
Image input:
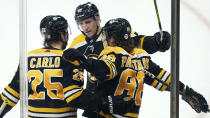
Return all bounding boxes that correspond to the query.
[61,59,134,116]
[62,64,101,112]
[143,57,172,91]
[0,66,20,117]
[144,58,209,113]
[132,31,171,54]
[62,48,117,81]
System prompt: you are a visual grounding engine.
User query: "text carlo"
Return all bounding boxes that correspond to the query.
[29,56,61,68]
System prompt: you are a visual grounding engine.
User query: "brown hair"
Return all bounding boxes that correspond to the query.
[114,35,135,53]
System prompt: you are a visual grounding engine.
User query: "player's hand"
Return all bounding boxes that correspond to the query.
[101,94,136,115]
[181,86,209,113]
[62,48,88,67]
[154,31,171,52]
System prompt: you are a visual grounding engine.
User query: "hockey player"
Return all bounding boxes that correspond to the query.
[63,18,209,118]
[61,56,136,118]
[70,2,171,117]
[0,15,75,118]
[0,15,134,118]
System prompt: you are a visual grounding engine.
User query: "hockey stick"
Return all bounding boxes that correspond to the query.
[144,69,170,89]
[153,0,163,41]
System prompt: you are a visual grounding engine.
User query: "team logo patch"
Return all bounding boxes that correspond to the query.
[124,34,129,39]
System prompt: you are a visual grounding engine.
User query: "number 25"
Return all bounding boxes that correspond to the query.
[28,69,64,100]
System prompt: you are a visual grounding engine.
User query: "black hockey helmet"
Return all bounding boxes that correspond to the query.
[74,2,99,22]
[103,18,132,41]
[40,15,69,42]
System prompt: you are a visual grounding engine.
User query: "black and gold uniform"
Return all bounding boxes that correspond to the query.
[64,15,208,117]
[69,29,170,88]
[0,48,77,118]
[69,29,170,117]
[62,46,172,118]
[72,2,170,117]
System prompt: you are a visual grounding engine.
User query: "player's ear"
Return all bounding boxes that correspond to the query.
[96,16,101,25]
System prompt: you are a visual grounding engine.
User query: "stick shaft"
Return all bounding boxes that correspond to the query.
[153,0,163,41]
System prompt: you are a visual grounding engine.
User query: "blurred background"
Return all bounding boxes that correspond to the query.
[0,0,209,117]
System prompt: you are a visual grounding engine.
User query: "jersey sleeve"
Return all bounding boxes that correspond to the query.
[131,31,159,54]
[61,59,104,112]
[144,60,171,91]
[0,66,20,117]
[89,47,126,81]
[70,47,122,82]
[145,59,185,92]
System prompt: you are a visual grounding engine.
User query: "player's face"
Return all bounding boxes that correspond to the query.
[78,18,98,38]
[107,36,116,46]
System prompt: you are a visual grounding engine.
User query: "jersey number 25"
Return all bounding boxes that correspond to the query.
[28,69,64,100]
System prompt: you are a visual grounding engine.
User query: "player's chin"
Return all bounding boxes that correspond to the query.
[85,32,94,38]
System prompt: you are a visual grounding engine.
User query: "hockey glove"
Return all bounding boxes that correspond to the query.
[181,85,209,113]
[101,94,136,115]
[154,31,171,52]
[62,48,92,70]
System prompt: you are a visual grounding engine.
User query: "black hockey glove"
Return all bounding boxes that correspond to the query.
[62,48,92,70]
[101,94,135,115]
[181,85,209,113]
[154,31,171,52]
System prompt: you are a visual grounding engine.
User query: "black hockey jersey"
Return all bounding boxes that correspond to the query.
[0,48,77,118]
[95,47,171,118]
[69,30,165,89]
[63,46,171,118]
[69,30,169,117]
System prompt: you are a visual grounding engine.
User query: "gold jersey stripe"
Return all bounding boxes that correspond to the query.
[152,80,158,87]
[66,89,83,103]
[63,58,80,66]
[28,105,76,113]
[103,60,117,80]
[28,48,63,55]
[160,76,171,91]
[63,85,81,93]
[0,94,15,107]
[124,112,139,118]
[98,111,114,118]
[157,69,166,79]
[87,54,98,57]
[140,36,146,49]
[28,116,77,118]
[6,86,19,98]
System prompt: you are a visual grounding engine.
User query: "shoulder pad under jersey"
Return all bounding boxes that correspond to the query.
[69,34,86,48]
[99,46,130,57]
[131,48,149,58]
[27,48,63,56]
